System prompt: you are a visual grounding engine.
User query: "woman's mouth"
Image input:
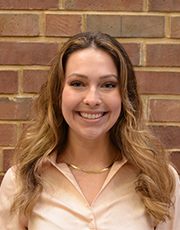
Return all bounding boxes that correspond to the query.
[78,112,106,119]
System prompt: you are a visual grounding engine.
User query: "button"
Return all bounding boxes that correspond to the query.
[88,223,94,229]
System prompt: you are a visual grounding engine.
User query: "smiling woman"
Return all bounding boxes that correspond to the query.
[62,48,121,141]
[0,32,179,230]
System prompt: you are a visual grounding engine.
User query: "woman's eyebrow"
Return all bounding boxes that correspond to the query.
[67,73,118,80]
[99,74,118,80]
[66,73,88,79]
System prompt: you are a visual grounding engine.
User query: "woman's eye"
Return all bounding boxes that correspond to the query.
[70,81,84,87]
[102,82,116,89]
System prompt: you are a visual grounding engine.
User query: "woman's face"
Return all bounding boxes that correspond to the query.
[62,48,121,141]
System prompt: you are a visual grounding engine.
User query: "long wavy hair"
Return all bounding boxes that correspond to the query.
[11,32,175,226]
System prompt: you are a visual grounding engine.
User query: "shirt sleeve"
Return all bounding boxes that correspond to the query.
[156,167,180,230]
[0,168,28,230]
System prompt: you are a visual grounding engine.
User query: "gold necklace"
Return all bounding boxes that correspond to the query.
[59,152,120,174]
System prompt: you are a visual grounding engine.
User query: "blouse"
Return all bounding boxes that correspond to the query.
[0,151,180,230]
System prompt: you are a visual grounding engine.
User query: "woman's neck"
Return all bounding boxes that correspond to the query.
[60,133,120,171]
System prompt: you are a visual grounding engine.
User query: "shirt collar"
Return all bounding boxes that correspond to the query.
[47,150,128,183]
[46,151,128,205]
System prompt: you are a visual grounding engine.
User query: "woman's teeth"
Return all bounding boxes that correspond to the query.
[80,112,104,119]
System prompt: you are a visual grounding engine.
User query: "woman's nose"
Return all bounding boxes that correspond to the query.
[83,87,102,107]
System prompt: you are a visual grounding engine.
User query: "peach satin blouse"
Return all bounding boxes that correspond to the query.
[0,151,180,230]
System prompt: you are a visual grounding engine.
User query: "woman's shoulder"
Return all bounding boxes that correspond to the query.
[0,166,18,193]
[169,164,179,184]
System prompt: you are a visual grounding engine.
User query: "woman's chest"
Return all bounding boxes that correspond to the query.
[70,169,110,205]
[29,189,153,230]
[28,166,154,230]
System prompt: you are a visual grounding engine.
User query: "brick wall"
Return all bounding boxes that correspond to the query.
[0,0,180,183]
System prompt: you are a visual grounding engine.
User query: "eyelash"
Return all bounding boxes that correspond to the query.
[69,81,117,89]
[101,82,116,89]
[70,81,84,87]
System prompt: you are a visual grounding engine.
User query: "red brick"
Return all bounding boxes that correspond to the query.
[45,14,82,37]
[150,125,180,149]
[23,70,49,93]
[150,99,180,122]
[121,16,164,38]
[170,151,180,174]
[170,16,180,38]
[136,71,180,95]
[0,71,18,94]
[65,0,143,11]
[149,0,180,12]
[146,44,180,67]
[0,97,34,120]
[86,15,164,38]
[0,0,59,9]
[0,14,39,37]
[3,149,14,172]
[86,15,121,37]
[122,43,140,66]
[0,42,58,65]
[0,124,17,146]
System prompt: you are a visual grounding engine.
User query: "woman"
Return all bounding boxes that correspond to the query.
[0,32,179,229]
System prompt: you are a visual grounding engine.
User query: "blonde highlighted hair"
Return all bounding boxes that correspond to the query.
[11,32,175,225]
